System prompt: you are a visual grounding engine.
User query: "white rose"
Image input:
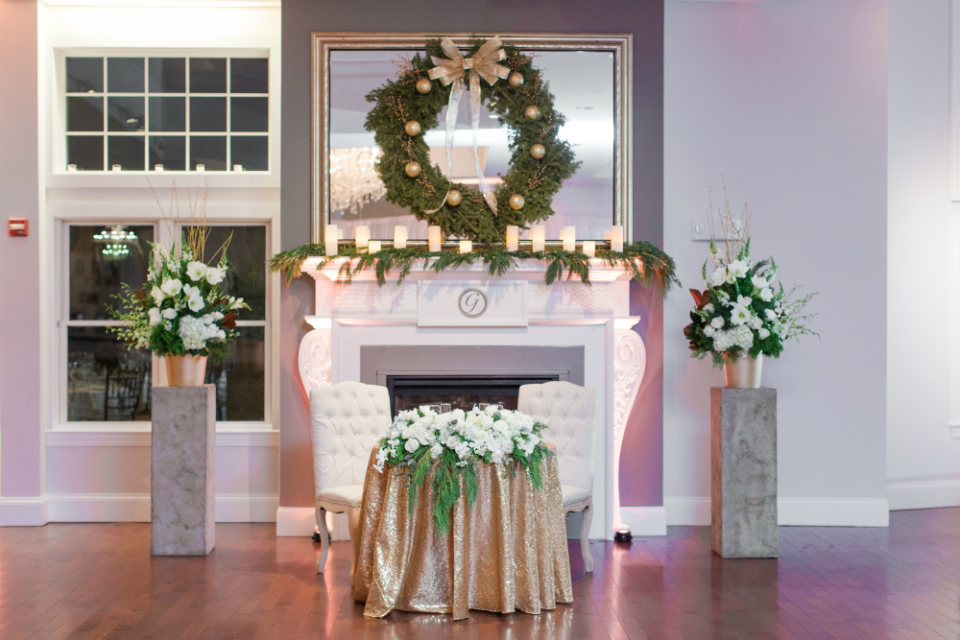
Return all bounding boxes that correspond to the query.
[710,267,727,287]
[750,317,763,330]
[205,267,224,285]
[188,295,205,312]
[148,308,161,325]
[162,308,178,320]
[711,316,725,329]
[703,325,715,337]
[430,443,443,459]
[216,330,226,339]
[703,303,715,313]
[765,309,777,320]
[404,438,421,453]
[759,328,771,339]
[751,275,767,289]
[160,279,182,297]
[151,286,165,304]
[480,415,494,428]
[211,311,224,320]
[186,261,207,282]
[760,287,774,302]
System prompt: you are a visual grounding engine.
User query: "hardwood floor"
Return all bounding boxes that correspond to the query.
[0,509,958,639]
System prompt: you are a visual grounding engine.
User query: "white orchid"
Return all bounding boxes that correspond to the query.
[183,284,200,299]
[730,305,751,326]
[186,261,207,282]
[205,267,224,285]
[187,295,205,312]
[736,294,752,307]
[728,260,749,278]
[160,279,182,297]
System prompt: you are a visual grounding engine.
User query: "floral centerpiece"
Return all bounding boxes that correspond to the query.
[109,187,250,386]
[683,190,817,387]
[375,405,550,531]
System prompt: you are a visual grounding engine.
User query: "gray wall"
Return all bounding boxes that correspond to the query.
[280,0,665,508]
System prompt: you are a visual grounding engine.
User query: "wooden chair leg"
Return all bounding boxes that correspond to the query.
[316,505,330,574]
[581,499,593,572]
[347,506,361,587]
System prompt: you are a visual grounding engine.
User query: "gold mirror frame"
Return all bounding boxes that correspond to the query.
[310,32,632,244]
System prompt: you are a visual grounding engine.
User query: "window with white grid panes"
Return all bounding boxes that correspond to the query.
[65,56,269,172]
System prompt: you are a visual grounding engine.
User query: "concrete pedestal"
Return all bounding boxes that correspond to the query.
[711,387,777,558]
[151,385,216,556]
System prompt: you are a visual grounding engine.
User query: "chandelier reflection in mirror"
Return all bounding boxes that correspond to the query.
[93,225,139,261]
[330,147,386,216]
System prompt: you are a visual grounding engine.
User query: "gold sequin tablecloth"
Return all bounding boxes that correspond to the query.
[353,445,573,620]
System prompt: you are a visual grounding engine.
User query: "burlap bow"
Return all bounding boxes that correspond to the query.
[425,36,510,215]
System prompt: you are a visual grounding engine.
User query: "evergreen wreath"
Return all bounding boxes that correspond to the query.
[364,38,581,244]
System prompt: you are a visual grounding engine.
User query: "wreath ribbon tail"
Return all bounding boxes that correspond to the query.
[469,70,498,215]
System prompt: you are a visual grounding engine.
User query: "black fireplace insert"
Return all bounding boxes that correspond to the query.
[386,374,560,416]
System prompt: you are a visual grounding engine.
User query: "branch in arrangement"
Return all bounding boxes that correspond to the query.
[267,242,681,295]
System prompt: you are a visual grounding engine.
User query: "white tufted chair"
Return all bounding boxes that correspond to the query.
[517,381,598,572]
[309,381,391,580]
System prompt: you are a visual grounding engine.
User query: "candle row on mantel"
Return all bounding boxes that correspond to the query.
[328,224,624,257]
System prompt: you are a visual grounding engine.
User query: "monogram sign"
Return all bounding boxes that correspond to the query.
[458,289,487,318]
[417,281,527,327]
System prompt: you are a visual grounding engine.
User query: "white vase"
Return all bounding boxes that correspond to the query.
[165,355,207,387]
[723,353,763,389]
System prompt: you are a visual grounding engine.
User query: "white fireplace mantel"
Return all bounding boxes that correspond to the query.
[297,257,646,541]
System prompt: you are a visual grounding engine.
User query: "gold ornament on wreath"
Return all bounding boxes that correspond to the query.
[364,35,581,244]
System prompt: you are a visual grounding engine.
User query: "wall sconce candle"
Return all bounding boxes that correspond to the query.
[562,226,576,252]
[394,226,408,249]
[233,164,243,172]
[583,241,596,257]
[428,226,442,252]
[355,225,370,248]
[459,240,473,254]
[368,240,381,253]
[506,225,519,251]
[196,164,206,172]
[610,225,624,253]
[324,225,339,256]
[531,225,546,252]
[154,164,164,172]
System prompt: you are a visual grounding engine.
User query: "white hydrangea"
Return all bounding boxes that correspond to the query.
[177,315,222,351]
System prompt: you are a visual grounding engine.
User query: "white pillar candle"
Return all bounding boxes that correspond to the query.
[506,225,519,251]
[582,240,596,257]
[610,225,624,253]
[368,240,381,253]
[459,240,472,254]
[394,226,408,249]
[324,225,339,257]
[562,226,576,252]
[531,225,546,252]
[428,226,442,252]
[233,164,243,172]
[355,225,370,248]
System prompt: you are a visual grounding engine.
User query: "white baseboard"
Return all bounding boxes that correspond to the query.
[778,498,889,527]
[0,495,50,526]
[887,478,960,511]
[665,497,711,525]
[665,496,890,527]
[275,506,349,540]
[43,493,279,523]
[620,506,667,536]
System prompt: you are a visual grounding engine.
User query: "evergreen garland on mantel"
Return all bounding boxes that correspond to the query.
[268,242,680,294]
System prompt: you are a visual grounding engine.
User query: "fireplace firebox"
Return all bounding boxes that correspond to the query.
[386,374,560,416]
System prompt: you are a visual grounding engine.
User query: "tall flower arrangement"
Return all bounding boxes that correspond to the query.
[684,188,817,367]
[109,185,250,362]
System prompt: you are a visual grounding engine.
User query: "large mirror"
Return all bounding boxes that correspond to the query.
[312,33,631,243]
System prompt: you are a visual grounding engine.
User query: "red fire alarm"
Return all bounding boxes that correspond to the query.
[8,218,28,237]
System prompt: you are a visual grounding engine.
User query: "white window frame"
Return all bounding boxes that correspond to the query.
[49,46,280,190]
[55,218,276,433]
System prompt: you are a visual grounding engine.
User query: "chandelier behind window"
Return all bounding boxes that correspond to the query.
[93,225,139,261]
[330,147,386,216]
